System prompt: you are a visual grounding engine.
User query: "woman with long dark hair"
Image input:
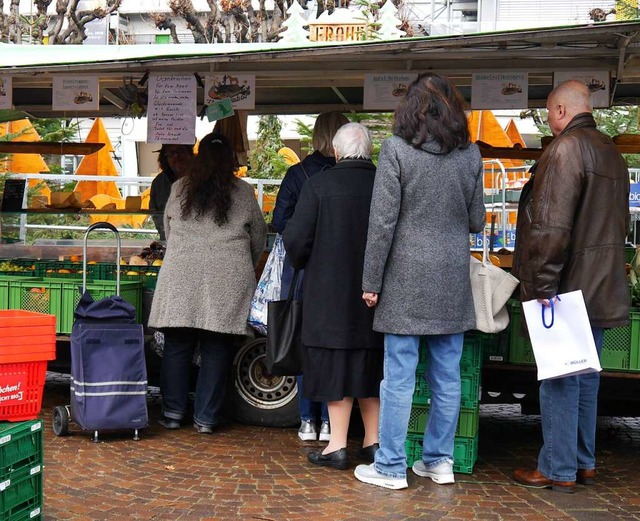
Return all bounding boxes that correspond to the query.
[149,133,267,433]
[354,73,485,489]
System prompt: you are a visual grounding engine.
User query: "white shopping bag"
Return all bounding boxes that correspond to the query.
[522,290,602,381]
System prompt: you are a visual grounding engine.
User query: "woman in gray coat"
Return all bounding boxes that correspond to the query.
[148,133,267,433]
[354,73,485,489]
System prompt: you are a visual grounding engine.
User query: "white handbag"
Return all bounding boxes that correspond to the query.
[469,235,519,333]
[522,290,602,381]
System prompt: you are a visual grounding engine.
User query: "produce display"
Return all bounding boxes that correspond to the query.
[0,261,34,272]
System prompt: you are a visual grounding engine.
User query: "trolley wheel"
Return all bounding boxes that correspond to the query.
[52,406,70,436]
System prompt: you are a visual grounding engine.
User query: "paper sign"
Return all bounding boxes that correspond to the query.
[52,75,99,111]
[147,74,197,145]
[554,71,610,109]
[0,76,12,109]
[206,99,235,122]
[205,74,255,110]
[363,73,418,110]
[471,72,528,109]
[0,373,27,405]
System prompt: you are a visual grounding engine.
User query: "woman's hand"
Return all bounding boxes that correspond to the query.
[363,292,379,308]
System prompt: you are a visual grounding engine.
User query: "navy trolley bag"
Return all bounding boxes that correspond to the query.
[52,222,148,442]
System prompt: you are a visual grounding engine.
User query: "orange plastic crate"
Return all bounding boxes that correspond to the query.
[0,360,48,422]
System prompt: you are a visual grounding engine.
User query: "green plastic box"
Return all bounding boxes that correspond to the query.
[407,404,479,438]
[0,421,43,481]
[405,433,478,474]
[0,463,42,521]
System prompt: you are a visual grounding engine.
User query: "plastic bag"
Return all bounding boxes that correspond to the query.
[248,234,285,335]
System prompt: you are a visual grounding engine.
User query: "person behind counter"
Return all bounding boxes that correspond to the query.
[149,143,195,241]
[283,123,384,471]
[272,111,350,443]
[355,73,485,490]
[148,133,267,434]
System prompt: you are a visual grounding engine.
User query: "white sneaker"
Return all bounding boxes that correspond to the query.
[298,420,317,441]
[354,463,408,490]
[412,460,455,484]
[318,420,331,442]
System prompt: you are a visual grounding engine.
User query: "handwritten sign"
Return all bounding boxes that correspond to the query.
[147,74,197,145]
[205,74,255,110]
[1,179,27,212]
[363,73,418,110]
[554,71,610,109]
[471,72,528,110]
[0,76,12,110]
[52,75,99,111]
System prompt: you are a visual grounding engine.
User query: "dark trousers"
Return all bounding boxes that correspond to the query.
[160,327,236,427]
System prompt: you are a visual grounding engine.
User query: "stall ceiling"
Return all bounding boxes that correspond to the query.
[2,20,640,117]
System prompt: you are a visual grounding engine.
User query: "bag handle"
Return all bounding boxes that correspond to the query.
[541,295,561,329]
[287,270,300,302]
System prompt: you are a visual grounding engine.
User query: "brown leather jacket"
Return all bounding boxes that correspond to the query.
[512,113,630,328]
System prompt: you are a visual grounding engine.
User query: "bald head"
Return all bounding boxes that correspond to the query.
[546,80,593,136]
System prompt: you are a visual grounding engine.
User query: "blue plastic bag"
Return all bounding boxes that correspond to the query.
[248,234,285,335]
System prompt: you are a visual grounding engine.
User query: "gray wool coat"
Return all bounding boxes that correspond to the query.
[362,135,485,335]
[148,177,267,335]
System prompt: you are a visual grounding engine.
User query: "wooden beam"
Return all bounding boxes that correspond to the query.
[0,142,105,155]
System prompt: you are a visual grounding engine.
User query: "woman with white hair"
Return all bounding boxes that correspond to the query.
[283,123,384,471]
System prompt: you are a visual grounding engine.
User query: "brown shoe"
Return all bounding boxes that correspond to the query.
[513,468,576,493]
[577,468,596,485]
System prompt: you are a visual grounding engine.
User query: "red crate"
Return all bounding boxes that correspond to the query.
[0,361,48,422]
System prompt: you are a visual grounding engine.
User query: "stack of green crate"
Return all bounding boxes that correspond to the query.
[0,420,43,521]
[405,336,482,474]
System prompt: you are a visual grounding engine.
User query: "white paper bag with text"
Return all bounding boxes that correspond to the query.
[522,290,602,381]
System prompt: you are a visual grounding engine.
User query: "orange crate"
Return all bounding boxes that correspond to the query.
[0,360,48,421]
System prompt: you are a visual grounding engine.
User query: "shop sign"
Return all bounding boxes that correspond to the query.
[471,72,528,110]
[52,75,99,112]
[363,73,418,110]
[470,230,516,250]
[147,74,197,145]
[0,76,12,109]
[554,71,610,109]
[204,75,255,110]
[630,183,640,207]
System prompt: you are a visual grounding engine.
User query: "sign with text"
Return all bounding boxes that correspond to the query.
[0,76,12,109]
[205,74,255,110]
[52,75,99,111]
[470,230,516,250]
[554,71,610,109]
[363,73,418,110]
[0,373,26,406]
[147,74,197,145]
[471,72,528,110]
[0,179,27,212]
[630,183,640,207]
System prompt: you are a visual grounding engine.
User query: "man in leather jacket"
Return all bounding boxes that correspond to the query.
[512,80,630,493]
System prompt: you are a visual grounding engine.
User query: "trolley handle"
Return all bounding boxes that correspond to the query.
[82,222,121,295]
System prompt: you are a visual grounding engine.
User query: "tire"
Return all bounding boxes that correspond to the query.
[52,405,70,436]
[225,336,300,427]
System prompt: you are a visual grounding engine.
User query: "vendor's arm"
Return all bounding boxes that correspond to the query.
[282,182,318,269]
[527,138,584,298]
[362,139,402,294]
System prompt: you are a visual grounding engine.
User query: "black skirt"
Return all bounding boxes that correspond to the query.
[302,346,383,402]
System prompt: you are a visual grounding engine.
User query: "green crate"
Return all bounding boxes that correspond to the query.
[407,404,479,438]
[0,463,42,521]
[508,301,536,364]
[417,337,483,373]
[405,433,478,474]
[0,422,43,480]
[34,260,83,277]
[96,264,159,290]
[470,330,509,363]
[600,311,640,371]
[7,280,63,334]
[413,370,481,408]
[7,501,41,521]
[0,275,36,310]
[59,279,143,335]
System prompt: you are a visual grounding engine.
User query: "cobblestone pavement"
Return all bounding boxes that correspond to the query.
[39,374,640,521]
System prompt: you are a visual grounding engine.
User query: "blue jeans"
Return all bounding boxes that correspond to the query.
[160,328,236,428]
[297,376,329,422]
[375,333,464,478]
[537,327,604,482]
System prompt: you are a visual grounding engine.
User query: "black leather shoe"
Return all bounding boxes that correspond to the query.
[307,448,349,470]
[358,443,380,463]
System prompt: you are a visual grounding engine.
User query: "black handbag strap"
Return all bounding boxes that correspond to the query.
[288,270,300,301]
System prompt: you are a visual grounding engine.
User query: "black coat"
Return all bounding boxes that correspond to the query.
[283,159,383,351]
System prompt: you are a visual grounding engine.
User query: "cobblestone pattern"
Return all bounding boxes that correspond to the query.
[38,374,640,521]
